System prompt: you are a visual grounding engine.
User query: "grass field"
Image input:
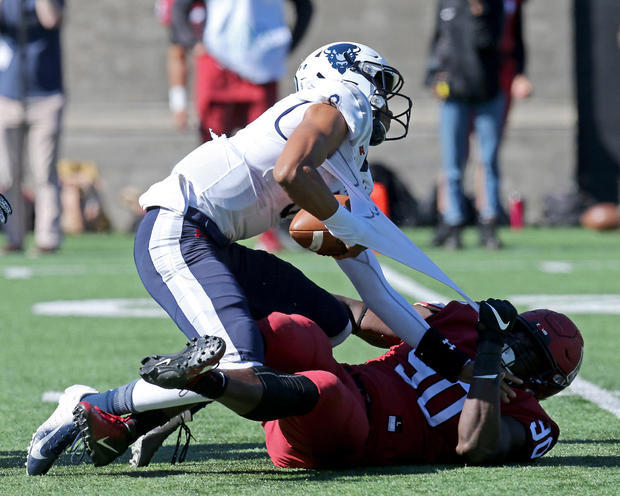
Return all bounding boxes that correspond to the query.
[1,227,619,495]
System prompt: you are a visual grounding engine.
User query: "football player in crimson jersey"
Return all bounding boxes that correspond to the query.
[70,297,583,468]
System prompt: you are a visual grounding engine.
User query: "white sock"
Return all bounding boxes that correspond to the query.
[131,379,211,412]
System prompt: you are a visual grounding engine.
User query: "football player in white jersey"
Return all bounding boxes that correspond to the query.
[26,42,474,475]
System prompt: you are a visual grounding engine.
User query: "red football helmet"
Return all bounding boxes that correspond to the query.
[501,309,584,399]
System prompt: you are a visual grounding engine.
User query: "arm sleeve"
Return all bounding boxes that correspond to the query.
[287,0,313,51]
[336,249,430,348]
[170,0,201,48]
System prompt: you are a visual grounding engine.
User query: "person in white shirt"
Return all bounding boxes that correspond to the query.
[26,42,476,475]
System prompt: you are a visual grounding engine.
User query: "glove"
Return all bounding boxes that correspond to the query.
[0,193,12,224]
[476,298,518,344]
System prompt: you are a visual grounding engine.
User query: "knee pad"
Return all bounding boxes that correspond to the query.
[242,366,319,421]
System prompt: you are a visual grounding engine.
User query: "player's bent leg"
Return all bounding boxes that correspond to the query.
[135,207,265,366]
[263,370,369,468]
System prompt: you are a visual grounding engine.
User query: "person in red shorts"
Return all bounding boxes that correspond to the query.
[171,0,313,143]
[73,297,583,467]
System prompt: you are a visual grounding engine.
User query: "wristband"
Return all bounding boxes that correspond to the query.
[356,304,369,331]
[322,203,366,247]
[474,323,505,345]
[344,302,367,335]
[169,85,187,113]
[414,326,470,382]
[472,340,502,379]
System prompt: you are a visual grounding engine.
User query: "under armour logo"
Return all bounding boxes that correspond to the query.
[442,338,456,351]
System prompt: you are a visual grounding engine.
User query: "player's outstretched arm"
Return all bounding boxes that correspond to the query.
[0,193,12,224]
[456,299,527,464]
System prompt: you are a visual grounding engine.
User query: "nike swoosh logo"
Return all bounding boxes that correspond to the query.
[29,425,63,460]
[154,358,172,367]
[488,304,510,330]
[97,436,119,454]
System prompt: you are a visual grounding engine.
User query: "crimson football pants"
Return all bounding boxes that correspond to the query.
[259,313,369,468]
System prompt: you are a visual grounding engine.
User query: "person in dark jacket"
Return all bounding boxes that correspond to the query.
[426,0,505,249]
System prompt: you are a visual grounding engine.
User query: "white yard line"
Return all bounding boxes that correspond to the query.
[568,377,620,419]
[508,294,620,314]
[3,264,134,280]
[539,261,573,274]
[380,264,448,303]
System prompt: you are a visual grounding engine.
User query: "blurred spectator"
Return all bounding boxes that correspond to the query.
[58,159,110,234]
[172,0,313,143]
[499,0,532,123]
[0,0,65,254]
[471,0,532,226]
[155,0,205,131]
[426,0,505,250]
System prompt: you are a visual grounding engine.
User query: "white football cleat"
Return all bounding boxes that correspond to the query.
[26,384,98,475]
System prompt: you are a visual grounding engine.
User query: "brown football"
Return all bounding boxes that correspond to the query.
[289,195,350,256]
[580,203,620,231]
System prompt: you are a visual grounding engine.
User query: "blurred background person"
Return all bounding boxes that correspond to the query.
[170,0,313,252]
[471,0,533,233]
[498,0,532,127]
[0,0,65,254]
[171,0,313,143]
[426,0,505,250]
[155,0,205,132]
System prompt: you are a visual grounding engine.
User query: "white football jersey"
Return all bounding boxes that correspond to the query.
[139,79,375,242]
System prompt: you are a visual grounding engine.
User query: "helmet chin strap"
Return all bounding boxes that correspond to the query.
[370,119,386,146]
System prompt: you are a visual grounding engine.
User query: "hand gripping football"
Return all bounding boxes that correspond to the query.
[289,195,350,256]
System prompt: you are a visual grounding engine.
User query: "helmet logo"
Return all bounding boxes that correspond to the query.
[536,323,549,336]
[324,43,361,74]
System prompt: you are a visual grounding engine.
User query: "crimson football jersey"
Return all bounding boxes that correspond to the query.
[350,301,559,465]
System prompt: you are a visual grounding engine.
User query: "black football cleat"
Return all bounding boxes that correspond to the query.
[73,401,138,467]
[139,336,226,390]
